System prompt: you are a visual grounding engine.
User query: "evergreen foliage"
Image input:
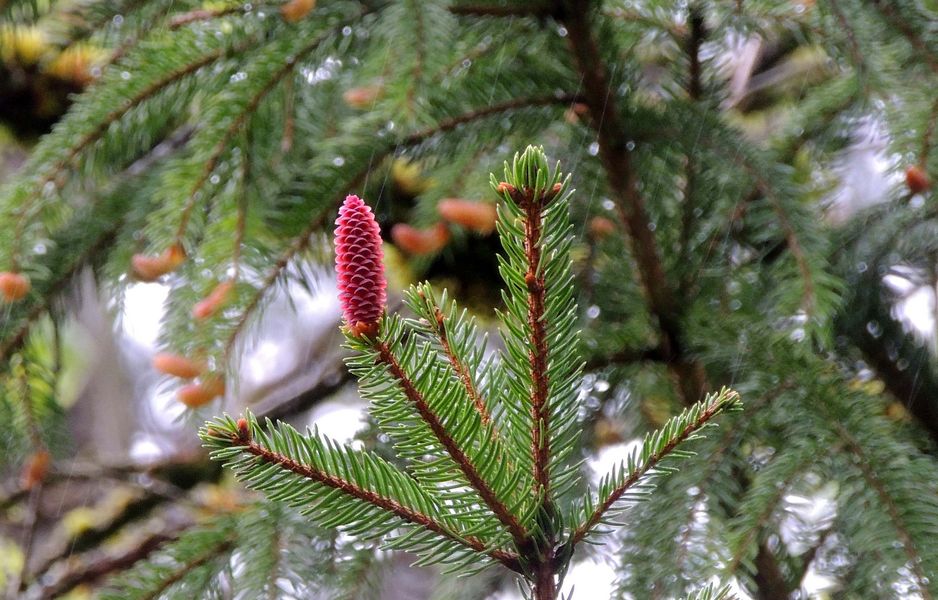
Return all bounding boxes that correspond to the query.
[3,0,938,598]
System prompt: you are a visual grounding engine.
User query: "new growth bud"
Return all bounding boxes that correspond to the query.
[391,222,450,255]
[335,195,387,337]
[438,199,498,234]
[0,271,30,302]
[906,165,930,195]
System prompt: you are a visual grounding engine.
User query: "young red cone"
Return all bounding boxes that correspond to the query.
[335,195,386,337]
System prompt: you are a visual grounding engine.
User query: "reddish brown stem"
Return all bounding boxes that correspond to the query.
[428,302,492,425]
[569,394,732,547]
[240,434,520,569]
[558,3,708,405]
[374,341,529,545]
[521,191,552,503]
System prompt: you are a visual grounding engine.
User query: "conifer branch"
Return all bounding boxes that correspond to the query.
[724,451,824,579]
[421,292,492,425]
[172,21,345,243]
[234,426,522,569]
[558,3,708,405]
[870,0,938,74]
[7,47,229,269]
[36,529,182,599]
[137,538,234,600]
[517,186,553,503]
[833,423,934,600]
[169,6,245,29]
[569,389,737,548]
[448,3,552,17]
[225,94,576,360]
[702,138,818,316]
[826,0,868,80]
[400,93,578,145]
[373,340,530,545]
[921,97,938,165]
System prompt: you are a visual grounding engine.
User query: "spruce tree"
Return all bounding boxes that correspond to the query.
[1,1,938,599]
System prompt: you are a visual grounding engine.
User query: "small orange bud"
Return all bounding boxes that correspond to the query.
[131,245,185,282]
[495,182,515,195]
[551,183,563,195]
[153,353,205,379]
[343,85,382,109]
[438,199,498,234]
[20,449,50,490]
[281,0,316,22]
[906,165,930,194]
[236,417,251,441]
[391,222,451,255]
[0,271,31,302]
[192,281,234,320]
[588,216,616,239]
[164,244,186,269]
[177,376,225,408]
[347,320,380,339]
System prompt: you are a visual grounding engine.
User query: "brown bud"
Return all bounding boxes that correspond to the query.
[193,281,234,320]
[564,103,589,125]
[346,320,380,339]
[177,376,225,408]
[438,199,498,234]
[0,271,31,302]
[588,216,617,240]
[236,417,251,442]
[391,222,451,255]
[906,165,930,194]
[130,244,185,282]
[495,182,515,195]
[343,85,382,109]
[20,449,50,490]
[281,0,316,22]
[153,353,205,379]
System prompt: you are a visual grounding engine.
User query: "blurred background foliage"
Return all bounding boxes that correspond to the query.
[2,0,938,598]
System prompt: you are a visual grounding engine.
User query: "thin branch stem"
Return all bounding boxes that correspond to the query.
[373,341,530,545]
[239,432,521,569]
[448,3,552,17]
[833,422,934,600]
[518,188,553,504]
[724,451,825,579]
[139,538,234,600]
[424,296,492,425]
[870,0,938,74]
[921,97,938,166]
[569,394,732,548]
[8,47,228,270]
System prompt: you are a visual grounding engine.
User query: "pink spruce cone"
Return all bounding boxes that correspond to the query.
[335,195,386,337]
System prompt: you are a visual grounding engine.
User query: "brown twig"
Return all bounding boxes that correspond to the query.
[518,187,553,505]
[833,422,934,600]
[425,298,492,425]
[138,538,234,600]
[240,432,522,570]
[558,3,708,406]
[568,391,734,548]
[869,0,938,75]
[374,341,529,545]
